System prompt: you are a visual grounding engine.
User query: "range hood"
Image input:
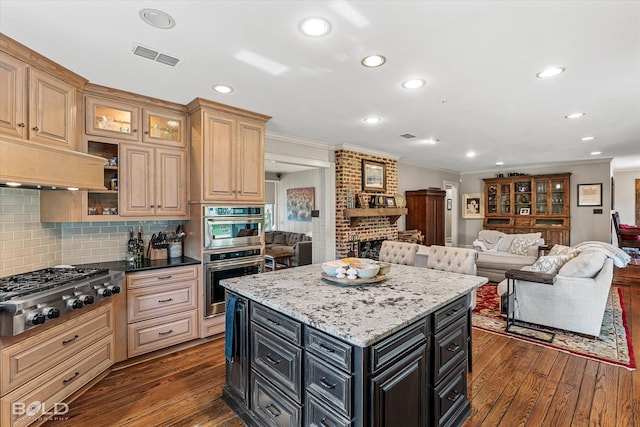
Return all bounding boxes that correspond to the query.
[0,137,107,191]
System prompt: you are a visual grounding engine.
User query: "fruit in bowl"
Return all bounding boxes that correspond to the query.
[350,263,380,279]
[322,260,349,276]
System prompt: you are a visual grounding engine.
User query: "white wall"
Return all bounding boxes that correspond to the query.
[459,160,613,246]
[613,169,640,224]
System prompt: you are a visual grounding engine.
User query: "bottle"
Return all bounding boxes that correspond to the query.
[126,228,136,264]
[136,227,144,263]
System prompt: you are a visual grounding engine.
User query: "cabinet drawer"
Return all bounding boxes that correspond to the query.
[370,319,428,374]
[433,362,469,427]
[127,310,198,357]
[1,335,114,427]
[251,303,302,345]
[126,266,197,289]
[1,303,113,395]
[306,393,352,427]
[433,297,466,332]
[127,280,197,322]
[433,316,467,383]
[251,324,302,402]
[306,354,352,418]
[251,371,301,427]
[305,328,352,372]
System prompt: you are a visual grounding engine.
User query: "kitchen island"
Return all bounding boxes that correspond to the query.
[221,263,487,427]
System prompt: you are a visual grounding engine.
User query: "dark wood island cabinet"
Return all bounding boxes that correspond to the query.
[220,264,486,427]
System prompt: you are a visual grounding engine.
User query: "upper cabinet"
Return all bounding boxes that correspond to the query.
[483,173,572,246]
[85,92,187,148]
[188,98,271,204]
[0,49,83,150]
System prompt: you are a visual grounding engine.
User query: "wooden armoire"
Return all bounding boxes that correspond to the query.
[405,188,446,246]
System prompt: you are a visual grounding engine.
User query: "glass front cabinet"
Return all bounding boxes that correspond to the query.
[483,173,571,246]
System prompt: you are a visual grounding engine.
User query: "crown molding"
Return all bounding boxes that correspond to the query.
[265,131,333,150]
[459,157,614,176]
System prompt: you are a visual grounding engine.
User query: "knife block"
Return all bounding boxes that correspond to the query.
[149,248,168,260]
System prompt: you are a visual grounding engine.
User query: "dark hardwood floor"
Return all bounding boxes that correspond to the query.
[44,284,640,427]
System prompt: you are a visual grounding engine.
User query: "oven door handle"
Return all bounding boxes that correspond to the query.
[205,257,264,271]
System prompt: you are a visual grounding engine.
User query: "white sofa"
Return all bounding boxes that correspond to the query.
[496,244,625,337]
[474,230,544,282]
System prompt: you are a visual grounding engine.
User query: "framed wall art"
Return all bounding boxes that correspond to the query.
[286,187,315,222]
[362,159,386,193]
[577,183,602,207]
[462,193,484,219]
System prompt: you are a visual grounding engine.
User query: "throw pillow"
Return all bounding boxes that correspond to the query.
[508,236,536,256]
[531,255,572,274]
[558,251,607,278]
[273,233,287,245]
[265,232,274,244]
[548,244,578,258]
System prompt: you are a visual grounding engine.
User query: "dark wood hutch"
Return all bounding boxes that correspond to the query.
[483,173,571,246]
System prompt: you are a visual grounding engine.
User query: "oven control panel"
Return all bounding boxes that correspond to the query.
[206,248,262,262]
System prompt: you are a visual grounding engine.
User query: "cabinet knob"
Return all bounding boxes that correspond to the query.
[132,129,138,133]
[157,205,161,208]
[17,123,25,128]
[32,126,39,131]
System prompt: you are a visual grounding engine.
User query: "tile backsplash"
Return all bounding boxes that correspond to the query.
[1,188,183,277]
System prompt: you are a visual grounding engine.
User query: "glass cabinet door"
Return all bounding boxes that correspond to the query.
[487,184,498,214]
[514,180,532,215]
[500,183,511,214]
[85,96,140,141]
[551,180,566,214]
[535,181,548,214]
[142,109,186,147]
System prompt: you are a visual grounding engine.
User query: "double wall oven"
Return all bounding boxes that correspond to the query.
[202,206,264,317]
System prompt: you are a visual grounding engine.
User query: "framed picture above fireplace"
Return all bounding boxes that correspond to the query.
[362,159,386,193]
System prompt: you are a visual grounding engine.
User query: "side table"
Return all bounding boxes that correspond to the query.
[504,269,557,343]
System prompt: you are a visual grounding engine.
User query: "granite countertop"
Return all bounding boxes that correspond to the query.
[221,264,488,347]
[75,256,201,273]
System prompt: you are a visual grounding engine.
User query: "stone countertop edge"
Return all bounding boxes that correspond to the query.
[74,256,201,273]
[221,263,488,347]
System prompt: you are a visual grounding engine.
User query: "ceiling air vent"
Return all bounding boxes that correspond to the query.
[132,43,181,67]
[400,133,416,139]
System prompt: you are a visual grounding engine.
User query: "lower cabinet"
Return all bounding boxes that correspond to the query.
[126,266,199,357]
[0,303,115,427]
[223,293,471,427]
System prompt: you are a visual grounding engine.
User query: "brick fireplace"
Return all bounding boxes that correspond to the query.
[335,149,399,258]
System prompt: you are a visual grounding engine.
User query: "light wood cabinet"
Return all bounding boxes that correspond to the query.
[483,173,571,246]
[119,143,187,217]
[188,98,270,204]
[126,266,199,357]
[85,95,187,148]
[0,50,80,150]
[0,303,115,427]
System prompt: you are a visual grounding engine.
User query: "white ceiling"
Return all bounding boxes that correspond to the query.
[1,1,639,173]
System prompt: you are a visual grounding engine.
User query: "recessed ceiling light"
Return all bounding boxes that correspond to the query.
[212,84,233,94]
[590,151,602,155]
[421,138,439,145]
[361,55,386,68]
[495,161,504,166]
[5,182,21,187]
[536,67,565,78]
[299,17,331,37]
[67,187,79,191]
[466,151,476,158]
[139,9,175,29]
[565,112,585,119]
[363,116,381,124]
[581,136,595,141]
[402,79,425,89]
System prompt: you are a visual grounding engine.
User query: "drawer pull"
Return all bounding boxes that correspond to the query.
[158,275,173,280]
[447,390,461,402]
[265,354,282,365]
[267,318,281,326]
[320,416,335,427]
[446,308,460,317]
[264,403,281,417]
[63,371,80,384]
[319,376,336,390]
[62,335,79,345]
[446,342,461,353]
[158,298,174,303]
[158,329,174,336]
[319,343,335,353]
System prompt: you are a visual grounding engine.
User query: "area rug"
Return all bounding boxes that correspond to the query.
[472,283,636,370]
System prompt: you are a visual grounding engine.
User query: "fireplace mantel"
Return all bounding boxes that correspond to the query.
[343,207,408,227]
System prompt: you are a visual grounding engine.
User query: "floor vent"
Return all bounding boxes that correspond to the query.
[132,43,181,67]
